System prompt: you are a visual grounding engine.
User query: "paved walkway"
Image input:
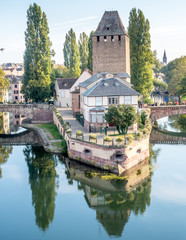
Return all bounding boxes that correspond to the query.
[57,108,106,144]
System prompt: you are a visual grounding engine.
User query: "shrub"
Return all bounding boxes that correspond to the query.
[76,131,83,136]
[116,136,124,144]
[89,134,97,140]
[104,136,112,142]
[143,128,149,135]
[137,131,143,139]
[128,135,133,144]
[66,128,72,134]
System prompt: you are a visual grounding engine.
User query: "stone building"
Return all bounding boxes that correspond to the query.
[92,11,130,78]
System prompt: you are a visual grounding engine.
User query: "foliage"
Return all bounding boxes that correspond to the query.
[172,114,186,131]
[0,146,12,178]
[104,136,112,142]
[153,79,168,91]
[152,50,161,73]
[177,75,186,98]
[78,32,89,71]
[76,131,83,135]
[87,31,94,72]
[106,105,137,135]
[22,3,54,102]
[116,136,124,143]
[161,56,186,95]
[128,8,153,103]
[140,111,147,126]
[0,69,10,102]
[24,146,56,230]
[63,28,81,77]
[89,134,97,140]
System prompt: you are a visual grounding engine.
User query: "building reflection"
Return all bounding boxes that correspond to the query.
[24,146,57,231]
[65,158,151,237]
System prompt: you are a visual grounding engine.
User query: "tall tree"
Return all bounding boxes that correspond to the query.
[87,31,94,72]
[152,50,161,74]
[63,28,81,77]
[78,32,89,71]
[128,8,153,103]
[22,3,53,102]
[0,69,9,102]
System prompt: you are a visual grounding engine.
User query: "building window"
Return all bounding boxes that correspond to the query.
[106,27,110,30]
[15,96,18,100]
[111,36,114,42]
[125,96,131,104]
[104,36,107,42]
[108,96,118,105]
[97,113,103,123]
[118,35,121,41]
[60,91,65,97]
[96,97,102,106]
[97,36,100,42]
[91,113,96,123]
[14,90,19,94]
[14,85,17,88]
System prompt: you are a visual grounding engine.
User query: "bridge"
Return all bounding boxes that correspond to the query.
[0,104,53,123]
[0,129,42,145]
[149,105,186,122]
[150,128,186,145]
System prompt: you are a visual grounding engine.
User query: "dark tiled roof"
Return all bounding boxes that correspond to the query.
[83,78,140,97]
[78,73,102,88]
[57,78,77,89]
[93,11,128,36]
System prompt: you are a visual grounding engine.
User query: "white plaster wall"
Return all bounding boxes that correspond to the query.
[71,71,92,92]
[132,96,138,105]
[120,96,124,104]
[103,96,108,106]
[88,97,95,106]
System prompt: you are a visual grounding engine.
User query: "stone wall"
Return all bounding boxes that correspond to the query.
[92,35,130,75]
[53,108,150,174]
[0,104,53,123]
[150,105,186,122]
[72,92,80,116]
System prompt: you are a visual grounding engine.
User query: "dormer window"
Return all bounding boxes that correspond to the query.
[111,36,114,42]
[104,36,107,42]
[118,35,121,41]
[97,36,100,42]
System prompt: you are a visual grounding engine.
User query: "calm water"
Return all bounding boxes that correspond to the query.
[0,129,186,239]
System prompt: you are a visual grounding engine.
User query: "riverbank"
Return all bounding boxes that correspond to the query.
[22,123,67,154]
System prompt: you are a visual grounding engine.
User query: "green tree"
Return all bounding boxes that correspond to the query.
[128,8,153,103]
[78,32,89,71]
[22,3,54,102]
[0,146,12,178]
[87,31,94,72]
[63,28,81,77]
[24,146,56,231]
[177,74,186,98]
[152,50,161,74]
[0,69,9,102]
[161,56,186,95]
[153,79,168,91]
[105,105,137,134]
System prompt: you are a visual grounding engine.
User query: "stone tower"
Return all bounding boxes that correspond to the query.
[163,50,167,65]
[92,11,130,76]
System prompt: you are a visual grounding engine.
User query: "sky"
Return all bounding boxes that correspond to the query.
[0,0,186,65]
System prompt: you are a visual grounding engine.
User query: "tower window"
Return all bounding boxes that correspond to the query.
[111,36,114,42]
[97,36,100,42]
[118,35,121,41]
[104,36,107,42]
[106,27,110,30]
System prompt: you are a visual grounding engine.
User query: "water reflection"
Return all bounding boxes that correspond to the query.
[24,146,57,231]
[65,158,152,237]
[0,146,12,178]
[0,112,26,134]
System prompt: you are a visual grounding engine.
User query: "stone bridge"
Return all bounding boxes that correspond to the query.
[149,105,186,122]
[0,129,42,145]
[150,128,186,145]
[0,104,53,123]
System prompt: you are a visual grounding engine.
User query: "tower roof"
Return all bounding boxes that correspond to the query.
[93,11,128,36]
[163,50,167,64]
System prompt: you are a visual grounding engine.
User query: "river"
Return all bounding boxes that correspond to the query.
[0,115,186,239]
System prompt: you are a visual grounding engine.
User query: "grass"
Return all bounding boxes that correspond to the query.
[36,123,62,140]
[51,140,67,154]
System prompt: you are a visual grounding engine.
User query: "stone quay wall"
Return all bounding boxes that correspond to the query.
[53,108,150,174]
[0,104,53,123]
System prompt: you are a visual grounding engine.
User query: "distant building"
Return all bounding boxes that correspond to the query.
[162,50,167,66]
[1,63,24,77]
[92,11,130,78]
[11,76,25,103]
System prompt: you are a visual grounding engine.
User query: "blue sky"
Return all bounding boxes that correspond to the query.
[0,0,186,64]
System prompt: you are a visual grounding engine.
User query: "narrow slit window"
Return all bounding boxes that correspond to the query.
[97,36,100,42]
[111,36,114,42]
[104,36,107,42]
[118,35,121,41]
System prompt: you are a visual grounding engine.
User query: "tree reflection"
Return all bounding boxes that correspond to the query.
[65,158,152,237]
[24,146,57,231]
[0,146,12,178]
